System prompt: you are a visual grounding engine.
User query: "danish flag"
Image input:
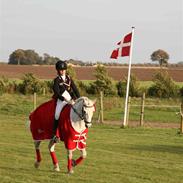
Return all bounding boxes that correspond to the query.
[110,32,132,59]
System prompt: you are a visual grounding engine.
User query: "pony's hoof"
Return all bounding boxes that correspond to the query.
[68,169,74,174]
[34,161,40,169]
[54,167,60,172]
[54,164,60,172]
[72,159,77,167]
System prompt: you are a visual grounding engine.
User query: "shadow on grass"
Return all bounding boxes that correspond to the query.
[0,165,54,173]
[128,144,183,154]
[0,165,71,175]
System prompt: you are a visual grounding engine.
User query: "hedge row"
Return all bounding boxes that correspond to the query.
[1,71,183,98]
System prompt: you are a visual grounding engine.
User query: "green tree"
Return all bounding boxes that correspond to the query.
[0,76,17,94]
[91,64,116,96]
[128,74,140,97]
[116,80,126,97]
[67,64,76,80]
[148,71,178,98]
[8,49,42,65]
[42,53,59,65]
[117,74,140,97]
[8,49,26,65]
[151,49,169,67]
[24,50,41,65]
[19,73,44,94]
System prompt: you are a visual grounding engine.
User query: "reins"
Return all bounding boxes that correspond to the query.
[71,105,84,120]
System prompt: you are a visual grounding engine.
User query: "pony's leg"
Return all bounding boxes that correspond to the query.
[72,148,87,167]
[48,141,60,172]
[67,150,74,174]
[34,141,42,168]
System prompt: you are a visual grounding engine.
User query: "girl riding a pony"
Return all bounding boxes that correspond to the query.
[51,60,80,143]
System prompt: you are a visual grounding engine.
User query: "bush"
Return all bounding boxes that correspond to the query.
[0,78,5,95]
[77,80,99,95]
[0,76,18,94]
[147,71,178,98]
[18,73,45,94]
[77,81,90,96]
[179,86,183,97]
[67,65,76,80]
[44,80,53,94]
[116,74,141,97]
[128,74,141,97]
[92,65,116,96]
[116,80,126,97]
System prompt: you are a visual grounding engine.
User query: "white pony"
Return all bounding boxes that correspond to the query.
[29,97,96,174]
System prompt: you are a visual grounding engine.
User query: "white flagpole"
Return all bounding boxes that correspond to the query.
[122,27,135,127]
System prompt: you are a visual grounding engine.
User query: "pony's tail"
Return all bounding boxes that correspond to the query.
[25,114,32,130]
[25,120,31,130]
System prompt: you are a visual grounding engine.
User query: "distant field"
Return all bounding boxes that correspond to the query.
[1,64,183,81]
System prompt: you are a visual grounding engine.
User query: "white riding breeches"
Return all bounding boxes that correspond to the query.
[55,99,67,120]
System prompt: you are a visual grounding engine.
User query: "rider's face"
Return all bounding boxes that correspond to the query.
[58,69,66,76]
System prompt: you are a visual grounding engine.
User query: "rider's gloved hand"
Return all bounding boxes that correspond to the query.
[69,100,75,105]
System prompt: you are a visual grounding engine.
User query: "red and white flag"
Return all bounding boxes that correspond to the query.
[110,32,132,59]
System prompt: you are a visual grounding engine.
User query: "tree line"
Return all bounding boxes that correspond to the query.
[8,49,60,65]
[8,48,175,67]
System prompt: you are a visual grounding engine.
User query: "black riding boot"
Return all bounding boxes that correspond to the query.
[51,119,59,143]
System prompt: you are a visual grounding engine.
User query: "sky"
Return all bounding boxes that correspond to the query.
[0,0,182,63]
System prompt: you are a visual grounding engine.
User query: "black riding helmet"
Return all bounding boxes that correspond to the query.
[55,60,67,70]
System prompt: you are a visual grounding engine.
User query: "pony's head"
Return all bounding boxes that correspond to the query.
[74,97,96,128]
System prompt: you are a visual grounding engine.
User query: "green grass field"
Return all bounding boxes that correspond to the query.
[1,114,183,183]
[96,96,181,123]
[0,94,183,183]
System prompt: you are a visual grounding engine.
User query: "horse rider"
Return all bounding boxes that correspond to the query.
[51,60,80,143]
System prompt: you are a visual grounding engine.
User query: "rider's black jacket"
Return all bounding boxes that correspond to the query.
[52,75,80,101]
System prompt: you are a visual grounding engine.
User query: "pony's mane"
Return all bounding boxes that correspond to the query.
[75,97,87,103]
[75,97,93,107]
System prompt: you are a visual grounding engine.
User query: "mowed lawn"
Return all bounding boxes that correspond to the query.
[1,112,183,183]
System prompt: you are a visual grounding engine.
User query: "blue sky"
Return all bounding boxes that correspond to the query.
[0,0,182,63]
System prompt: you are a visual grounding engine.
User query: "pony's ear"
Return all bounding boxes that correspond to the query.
[92,99,97,104]
[92,99,97,112]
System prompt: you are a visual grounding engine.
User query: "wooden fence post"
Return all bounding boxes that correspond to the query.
[99,91,104,123]
[180,102,183,133]
[33,92,37,110]
[126,96,131,126]
[43,88,46,96]
[140,92,145,126]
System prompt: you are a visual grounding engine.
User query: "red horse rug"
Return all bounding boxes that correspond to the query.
[29,99,88,150]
